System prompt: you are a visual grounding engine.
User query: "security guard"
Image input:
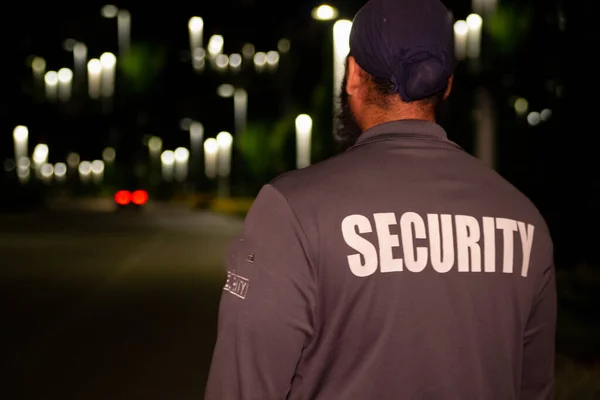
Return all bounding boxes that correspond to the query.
[205,0,556,398]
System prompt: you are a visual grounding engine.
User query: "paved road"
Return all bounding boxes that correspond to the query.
[0,205,243,399]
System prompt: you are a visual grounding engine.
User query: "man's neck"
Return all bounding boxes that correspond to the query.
[360,104,435,132]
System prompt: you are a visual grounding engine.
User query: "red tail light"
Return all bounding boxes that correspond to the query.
[115,190,131,206]
[131,190,148,205]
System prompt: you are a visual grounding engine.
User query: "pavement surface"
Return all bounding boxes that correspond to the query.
[0,203,243,399]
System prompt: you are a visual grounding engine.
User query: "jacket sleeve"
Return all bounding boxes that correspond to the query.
[520,255,557,400]
[204,184,317,400]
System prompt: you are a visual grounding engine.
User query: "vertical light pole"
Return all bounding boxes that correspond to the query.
[91,160,105,183]
[454,20,468,61]
[73,42,87,94]
[234,89,248,140]
[117,9,131,56]
[78,161,92,183]
[207,35,224,66]
[57,68,73,102]
[204,139,218,180]
[44,71,58,102]
[466,14,483,60]
[216,131,233,197]
[174,147,190,183]
[161,150,175,182]
[31,57,46,98]
[189,122,204,185]
[32,144,49,179]
[333,20,352,120]
[188,17,204,54]
[295,115,313,169]
[100,52,117,98]
[217,85,248,140]
[87,59,102,99]
[13,126,29,163]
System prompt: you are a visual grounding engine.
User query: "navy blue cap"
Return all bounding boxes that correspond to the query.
[349,0,455,102]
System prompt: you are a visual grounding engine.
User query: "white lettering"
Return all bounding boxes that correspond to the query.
[482,217,496,273]
[427,214,454,273]
[341,215,379,277]
[455,215,482,272]
[496,218,517,274]
[517,222,535,277]
[374,213,403,273]
[400,212,428,273]
[341,212,537,278]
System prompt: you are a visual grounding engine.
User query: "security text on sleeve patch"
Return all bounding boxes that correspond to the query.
[224,271,250,299]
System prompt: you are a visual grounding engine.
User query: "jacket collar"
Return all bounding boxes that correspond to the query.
[355,119,449,146]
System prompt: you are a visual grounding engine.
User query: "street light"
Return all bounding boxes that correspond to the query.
[188,17,204,53]
[312,5,339,21]
[229,53,242,72]
[204,138,218,179]
[103,147,116,164]
[67,153,80,170]
[57,68,73,102]
[278,38,291,54]
[174,147,190,182]
[100,52,117,98]
[101,4,118,18]
[189,121,204,159]
[192,48,206,72]
[215,54,229,71]
[514,98,529,116]
[216,132,233,178]
[217,84,235,98]
[472,0,498,19]
[13,126,28,162]
[466,14,483,60]
[44,71,58,101]
[16,158,30,184]
[217,85,248,138]
[242,43,255,60]
[31,57,46,90]
[148,136,163,166]
[40,163,53,184]
[253,52,267,72]
[117,9,131,55]
[216,132,233,197]
[54,162,67,182]
[234,89,248,139]
[295,114,313,169]
[32,144,49,172]
[78,161,92,183]
[73,42,87,87]
[207,35,224,62]
[266,51,280,72]
[333,20,352,117]
[161,150,175,182]
[87,59,102,99]
[454,21,468,61]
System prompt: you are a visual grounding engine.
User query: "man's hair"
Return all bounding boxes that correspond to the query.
[359,68,446,110]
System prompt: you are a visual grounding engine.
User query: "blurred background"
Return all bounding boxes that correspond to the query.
[1,0,599,398]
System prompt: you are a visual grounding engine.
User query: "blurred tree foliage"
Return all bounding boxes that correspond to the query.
[237,114,293,185]
[486,4,532,56]
[309,82,332,163]
[119,43,166,94]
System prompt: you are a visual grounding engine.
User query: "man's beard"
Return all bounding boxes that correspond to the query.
[333,66,363,153]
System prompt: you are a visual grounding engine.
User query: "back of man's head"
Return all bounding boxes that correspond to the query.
[350,0,455,109]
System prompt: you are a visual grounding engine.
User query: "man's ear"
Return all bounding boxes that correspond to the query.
[443,74,453,100]
[346,56,362,97]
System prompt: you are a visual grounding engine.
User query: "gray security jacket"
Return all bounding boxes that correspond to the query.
[205,120,556,400]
